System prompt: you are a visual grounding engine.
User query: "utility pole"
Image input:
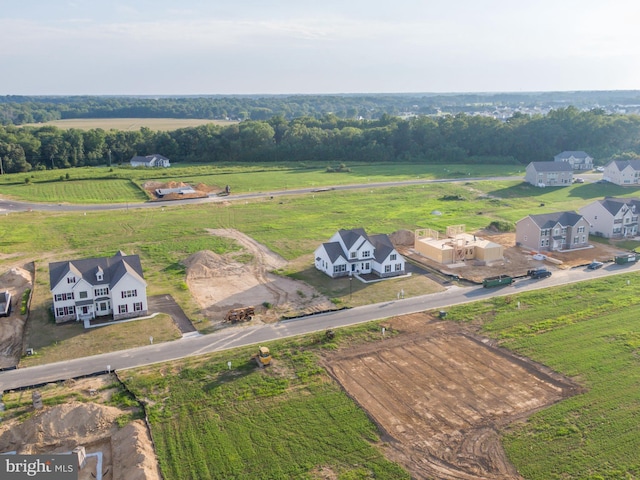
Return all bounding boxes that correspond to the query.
[108,149,112,167]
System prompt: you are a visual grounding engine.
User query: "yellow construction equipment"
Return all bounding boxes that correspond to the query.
[224,306,255,323]
[251,346,272,367]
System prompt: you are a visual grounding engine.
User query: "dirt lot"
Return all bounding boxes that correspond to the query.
[142,181,220,201]
[0,375,161,480]
[184,228,335,324]
[398,230,623,283]
[0,264,34,369]
[324,313,582,480]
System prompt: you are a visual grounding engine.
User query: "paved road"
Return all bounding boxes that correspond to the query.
[0,176,517,213]
[2,260,637,391]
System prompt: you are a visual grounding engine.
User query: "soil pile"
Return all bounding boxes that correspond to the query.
[184,229,333,322]
[0,264,33,368]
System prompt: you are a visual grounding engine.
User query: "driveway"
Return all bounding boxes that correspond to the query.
[147,294,196,335]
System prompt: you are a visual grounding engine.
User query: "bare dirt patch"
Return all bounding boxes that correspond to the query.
[0,264,34,369]
[323,313,582,480]
[184,228,334,324]
[142,181,220,201]
[399,231,622,283]
[0,375,161,480]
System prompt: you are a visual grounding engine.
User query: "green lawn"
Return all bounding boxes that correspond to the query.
[445,273,640,479]
[120,325,410,480]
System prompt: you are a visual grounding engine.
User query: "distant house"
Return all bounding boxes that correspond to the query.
[0,291,11,317]
[49,252,148,325]
[602,159,640,186]
[314,228,405,278]
[524,162,573,187]
[516,211,590,252]
[579,197,640,238]
[130,154,170,168]
[554,151,594,171]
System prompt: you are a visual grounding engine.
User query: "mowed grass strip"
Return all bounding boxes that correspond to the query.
[120,328,410,479]
[1,178,148,204]
[446,272,640,479]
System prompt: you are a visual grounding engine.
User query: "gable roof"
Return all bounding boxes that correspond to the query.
[606,159,640,171]
[369,234,395,263]
[597,197,640,216]
[526,211,585,229]
[49,253,146,290]
[555,151,591,159]
[130,154,170,165]
[528,161,574,172]
[337,228,369,249]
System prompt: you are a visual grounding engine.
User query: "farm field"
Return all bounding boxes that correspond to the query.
[21,117,236,130]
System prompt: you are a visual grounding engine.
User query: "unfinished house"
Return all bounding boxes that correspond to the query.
[414,225,504,265]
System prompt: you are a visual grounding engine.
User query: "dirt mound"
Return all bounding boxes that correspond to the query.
[185,229,333,322]
[112,421,162,480]
[0,400,161,480]
[0,402,123,451]
[0,266,32,289]
[389,229,415,247]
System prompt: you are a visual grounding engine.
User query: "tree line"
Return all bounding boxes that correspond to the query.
[1,107,640,174]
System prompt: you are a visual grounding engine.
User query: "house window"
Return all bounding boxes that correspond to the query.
[574,236,579,244]
[99,302,108,311]
[582,235,586,243]
[350,252,357,259]
[94,287,109,296]
[540,239,545,247]
[79,291,88,299]
[118,304,129,314]
[133,302,143,312]
[554,228,559,235]
[67,277,76,284]
[361,250,371,258]
[364,263,370,270]
[54,292,74,301]
[55,306,75,317]
[333,264,347,274]
[121,290,137,298]
[385,265,391,273]
[390,254,397,261]
[395,263,402,271]
[577,226,585,233]
[96,273,103,281]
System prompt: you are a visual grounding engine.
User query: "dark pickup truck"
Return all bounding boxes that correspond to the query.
[527,268,552,279]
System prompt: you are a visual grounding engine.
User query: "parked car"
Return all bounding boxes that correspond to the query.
[587,261,604,270]
[574,177,585,183]
[527,268,552,279]
[595,166,605,172]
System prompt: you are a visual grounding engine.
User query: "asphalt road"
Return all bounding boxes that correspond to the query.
[2,259,637,391]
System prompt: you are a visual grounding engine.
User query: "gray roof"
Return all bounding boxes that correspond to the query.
[321,242,346,263]
[527,211,585,229]
[606,159,640,171]
[528,161,573,172]
[555,151,591,160]
[369,234,395,263]
[598,197,640,216]
[49,253,145,290]
[337,228,369,249]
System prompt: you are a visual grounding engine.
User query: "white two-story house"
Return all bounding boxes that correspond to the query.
[602,159,640,185]
[49,251,148,325]
[314,228,405,278]
[579,197,640,238]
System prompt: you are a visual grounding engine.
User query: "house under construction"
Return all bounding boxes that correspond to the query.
[414,225,504,265]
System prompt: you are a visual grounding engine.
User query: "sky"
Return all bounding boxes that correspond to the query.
[1,0,639,95]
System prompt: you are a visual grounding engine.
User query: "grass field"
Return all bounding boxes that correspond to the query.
[445,273,640,479]
[120,323,410,480]
[21,118,237,131]
[118,272,640,479]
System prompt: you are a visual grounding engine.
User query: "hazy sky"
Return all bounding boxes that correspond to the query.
[2,0,639,95]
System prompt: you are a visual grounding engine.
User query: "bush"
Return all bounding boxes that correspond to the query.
[488,220,514,232]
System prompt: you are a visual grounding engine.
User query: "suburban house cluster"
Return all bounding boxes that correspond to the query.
[602,159,640,186]
[524,151,593,187]
[129,154,171,168]
[314,228,405,278]
[515,196,640,253]
[49,252,148,326]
